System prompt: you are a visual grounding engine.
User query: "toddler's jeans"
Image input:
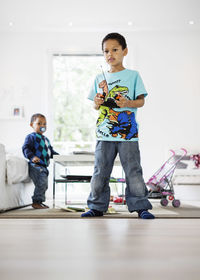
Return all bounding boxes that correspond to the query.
[29,163,49,203]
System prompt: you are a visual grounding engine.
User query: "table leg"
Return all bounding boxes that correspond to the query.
[53,162,56,208]
[64,167,68,204]
[122,168,125,204]
[65,183,67,204]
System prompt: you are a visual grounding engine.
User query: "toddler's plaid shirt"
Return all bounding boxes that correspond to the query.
[22,132,58,167]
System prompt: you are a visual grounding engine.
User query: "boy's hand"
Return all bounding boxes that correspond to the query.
[94,93,104,107]
[116,96,129,108]
[32,156,40,163]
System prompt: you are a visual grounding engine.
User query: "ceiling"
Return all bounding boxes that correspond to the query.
[0,0,200,32]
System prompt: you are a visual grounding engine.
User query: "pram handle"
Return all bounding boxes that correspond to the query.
[181,148,187,155]
[146,147,187,186]
[169,149,175,155]
[169,148,187,156]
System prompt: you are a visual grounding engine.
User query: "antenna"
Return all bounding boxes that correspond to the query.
[100,65,108,99]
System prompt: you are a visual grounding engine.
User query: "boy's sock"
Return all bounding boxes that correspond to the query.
[81,209,103,218]
[137,209,155,219]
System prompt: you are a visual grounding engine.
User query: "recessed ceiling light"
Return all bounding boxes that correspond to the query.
[128,21,133,26]
[68,22,73,27]
[8,22,13,27]
[189,20,194,25]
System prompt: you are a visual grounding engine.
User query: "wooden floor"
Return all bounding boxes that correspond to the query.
[0,219,200,280]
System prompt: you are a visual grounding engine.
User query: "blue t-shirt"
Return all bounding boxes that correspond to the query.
[88,69,148,141]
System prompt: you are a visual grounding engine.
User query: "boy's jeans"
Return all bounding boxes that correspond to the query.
[87,141,152,212]
[29,163,49,203]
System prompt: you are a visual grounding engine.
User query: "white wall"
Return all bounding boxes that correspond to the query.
[0,30,200,180]
[126,30,200,178]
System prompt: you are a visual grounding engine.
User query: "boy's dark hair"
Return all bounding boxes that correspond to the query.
[30,113,46,123]
[102,33,127,50]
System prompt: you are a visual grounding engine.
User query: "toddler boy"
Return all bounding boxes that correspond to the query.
[22,113,58,209]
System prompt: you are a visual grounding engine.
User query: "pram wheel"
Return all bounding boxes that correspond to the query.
[160,198,168,207]
[172,199,181,208]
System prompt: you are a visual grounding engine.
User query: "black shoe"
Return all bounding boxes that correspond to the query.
[137,210,155,219]
[81,209,103,217]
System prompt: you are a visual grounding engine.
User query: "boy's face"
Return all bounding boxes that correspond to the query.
[103,39,128,67]
[30,116,47,134]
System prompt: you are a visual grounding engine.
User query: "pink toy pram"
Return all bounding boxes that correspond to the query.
[147,148,187,207]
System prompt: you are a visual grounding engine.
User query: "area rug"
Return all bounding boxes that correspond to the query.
[0,201,200,219]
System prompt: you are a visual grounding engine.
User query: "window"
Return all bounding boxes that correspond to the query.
[52,54,105,153]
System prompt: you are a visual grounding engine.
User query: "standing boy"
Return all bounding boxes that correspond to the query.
[22,113,58,209]
[81,33,154,219]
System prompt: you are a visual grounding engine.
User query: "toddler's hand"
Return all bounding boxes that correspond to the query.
[32,156,40,163]
[116,96,129,108]
[94,93,104,107]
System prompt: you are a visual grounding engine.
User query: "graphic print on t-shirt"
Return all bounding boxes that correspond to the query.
[96,79,138,140]
[99,79,130,108]
[88,69,148,142]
